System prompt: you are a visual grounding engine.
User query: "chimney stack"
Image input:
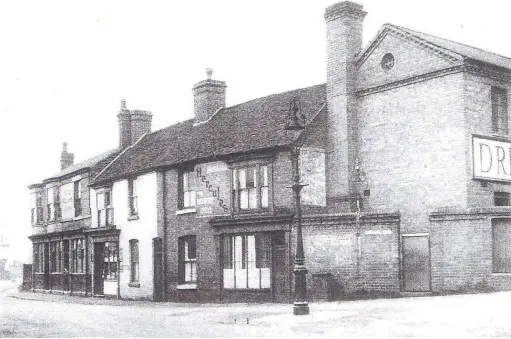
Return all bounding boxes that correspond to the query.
[193,68,226,125]
[324,1,366,210]
[117,99,152,148]
[60,142,74,170]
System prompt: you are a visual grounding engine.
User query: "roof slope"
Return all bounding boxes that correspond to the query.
[44,148,120,182]
[389,24,511,70]
[92,84,326,185]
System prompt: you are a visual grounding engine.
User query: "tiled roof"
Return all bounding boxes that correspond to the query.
[43,148,120,182]
[92,84,327,185]
[391,24,511,70]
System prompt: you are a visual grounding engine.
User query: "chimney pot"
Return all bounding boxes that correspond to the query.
[206,68,213,80]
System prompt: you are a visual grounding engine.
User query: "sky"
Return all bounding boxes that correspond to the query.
[1,0,511,262]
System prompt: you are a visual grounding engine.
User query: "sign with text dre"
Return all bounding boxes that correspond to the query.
[473,135,511,182]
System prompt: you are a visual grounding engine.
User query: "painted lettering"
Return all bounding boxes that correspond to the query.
[480,143,492,173]
[497,146,507,175]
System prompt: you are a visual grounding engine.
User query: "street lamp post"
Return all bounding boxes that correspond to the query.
[286,97,310,316]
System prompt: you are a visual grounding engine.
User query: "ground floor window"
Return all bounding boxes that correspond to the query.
[222,233,271,289]
[50,241,62,273]
[493,219,511,273]
[71,239,84,273]
[178,236,197,283]
[104,242,118,280]
[34,243,45,273]
[130,239,139,283]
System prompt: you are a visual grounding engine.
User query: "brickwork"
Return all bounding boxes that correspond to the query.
[300,213,400,299]
[430,212,511,292]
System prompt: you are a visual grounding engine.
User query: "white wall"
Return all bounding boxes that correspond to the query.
[113,172,158,300]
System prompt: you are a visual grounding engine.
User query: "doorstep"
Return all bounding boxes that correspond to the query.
[400,291,432,297]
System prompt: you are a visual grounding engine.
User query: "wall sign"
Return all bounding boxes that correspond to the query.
[473,135,511,182]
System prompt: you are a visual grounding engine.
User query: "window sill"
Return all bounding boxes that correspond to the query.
[177,283,197,290]
[73,215,90,221]
[128,214,139,221]
[128,282,140,288]
[492,272,511,276]
[176,208,197,215]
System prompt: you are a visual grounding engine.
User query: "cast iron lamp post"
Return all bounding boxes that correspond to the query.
[285,97,310,316]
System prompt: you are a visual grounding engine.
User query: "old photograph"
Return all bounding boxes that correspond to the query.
[1,0,511,337]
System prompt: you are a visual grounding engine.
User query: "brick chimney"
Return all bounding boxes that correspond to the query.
[324,1,366,210]
[193,68,226,125]
[117,99,152,148]
[118,99,132,149]
[60,142,74,170]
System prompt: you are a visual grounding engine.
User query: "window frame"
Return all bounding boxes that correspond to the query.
[129,239,140,284]
[97,189,113,227]
[74,180,82,217]
[221,233,271,290]
[128,178,138,216]
[178,236,197,284]
[103,241,118,281]
[494,192,510,207]
[491,86,508,135]
[71,239,84,274]
[178,169,196,210]
[231,164,270,212]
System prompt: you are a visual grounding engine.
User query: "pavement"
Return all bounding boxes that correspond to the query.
[2,286,511,337]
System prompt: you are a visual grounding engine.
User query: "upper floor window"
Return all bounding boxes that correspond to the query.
[232,165,269,210]
[74,180,82,217]
[178,236,197,284]
[47,187,60,221]
[179,170,196,209]
[495,192,510,206]
[128,178,138,216]
[129,239,139,283]
[492,87,508,134]
[97,190,113,227]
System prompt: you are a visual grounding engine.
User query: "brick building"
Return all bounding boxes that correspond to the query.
[29,1,511,301]
[27,101,152,297]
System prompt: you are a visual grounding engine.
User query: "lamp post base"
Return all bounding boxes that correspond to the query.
[293,302,310,315]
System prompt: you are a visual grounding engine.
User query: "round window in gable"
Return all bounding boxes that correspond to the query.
[381,53,395,71]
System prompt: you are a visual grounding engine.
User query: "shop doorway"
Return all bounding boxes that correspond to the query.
[402,235,431,292]
[93,242,105,295]
[272,231,290,302]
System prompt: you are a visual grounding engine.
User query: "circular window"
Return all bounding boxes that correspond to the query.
[381,53,395,71]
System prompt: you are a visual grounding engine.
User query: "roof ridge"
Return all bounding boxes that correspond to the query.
[391,23,511,64]
[226,83,326,111]
[142,83,327,138]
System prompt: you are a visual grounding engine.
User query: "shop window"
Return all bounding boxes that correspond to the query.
[179,170,196,209]
[178,236,197,283]
[130,239,139,283]
[222,233,271,289]
[494,192,510,206]
[492,87,508,134]
[34,243,45,273]
[492,219,511,273]
[50,241,62,273]
[97,190,113,227]
[232,165,269,211]
[104,242,118,281]
[74,180,82,217]
[128,178,138,216]
[71,239,84,273]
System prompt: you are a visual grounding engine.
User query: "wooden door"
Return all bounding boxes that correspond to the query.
[43,243,50,290]
[272,232,290,303]
[93,242,105,295]
[402,235,431,292]
[153,237,164,301]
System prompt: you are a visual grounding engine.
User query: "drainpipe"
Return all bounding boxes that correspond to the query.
[162,171,168,301]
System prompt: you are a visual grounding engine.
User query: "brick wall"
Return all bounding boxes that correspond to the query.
[430,212,511,292]
[300,212,401,299]
[464,73,511,208]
